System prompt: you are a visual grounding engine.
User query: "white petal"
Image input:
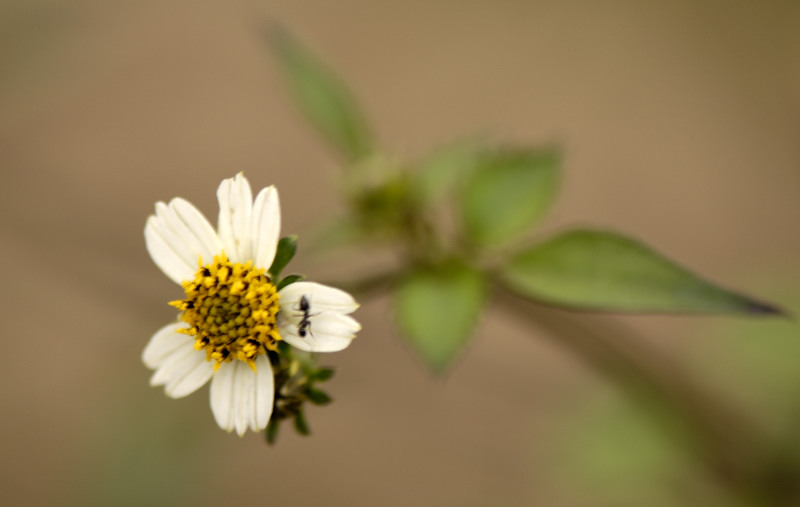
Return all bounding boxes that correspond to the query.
[144,216,196,284]
[149,204,198,266]
[165,352,215,399]
[169,198,222,262]
[149,343,193,387]
[149,340,213,399]
[210,361,236,433]
[252,355,273,432]
[279,282,359,315]
[142,322,191,369]
[210,357,274,436]
[233,361,250,436]
[155,199,218,268]
[217,173,253,263]
[250,185,280,270]
[282,312,360,353]
[278,282,361,353]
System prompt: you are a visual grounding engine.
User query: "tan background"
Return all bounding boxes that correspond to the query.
[1,1,799,506]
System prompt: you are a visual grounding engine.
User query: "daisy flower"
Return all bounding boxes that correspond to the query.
[142,174,360,436]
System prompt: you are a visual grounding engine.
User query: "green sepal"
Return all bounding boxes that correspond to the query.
[270,28,374,162]
[307,387,333,406]
[460,147,560,248]
[501,228,783,315]
[293,409,311,436]
[395,262,487,373]
[309,367,335,382]
[268,236,297,279]
[265,418,280,445]
[276,274,304,292]
[276,340,293,356]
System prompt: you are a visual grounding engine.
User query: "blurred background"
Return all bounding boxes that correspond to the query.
[1,1,799,505]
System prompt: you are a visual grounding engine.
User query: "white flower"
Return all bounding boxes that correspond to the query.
[142,174,360,436]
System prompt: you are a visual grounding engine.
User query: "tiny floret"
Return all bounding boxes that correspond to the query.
[170,253,281,370]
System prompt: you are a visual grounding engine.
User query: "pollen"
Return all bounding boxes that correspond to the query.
[170,253,281,370]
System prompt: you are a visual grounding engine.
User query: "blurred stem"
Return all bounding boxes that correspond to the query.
[333,269,800,506]
[334,268,406,299]
[336,268,800,503]
[493,282,799,504]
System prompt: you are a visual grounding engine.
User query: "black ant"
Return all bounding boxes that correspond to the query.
[297,295,312,338]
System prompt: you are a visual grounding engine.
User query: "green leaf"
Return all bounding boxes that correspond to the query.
[276,274,304,292]
[414,142,485,205]
[395,263,487,373]
[460,147,560,248]
[501,228,782,314]
[270,28,373,162]
[268,236,297,279]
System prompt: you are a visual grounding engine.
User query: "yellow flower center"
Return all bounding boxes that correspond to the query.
[170,253,281,370]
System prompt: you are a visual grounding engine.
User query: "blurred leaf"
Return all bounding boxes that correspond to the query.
[276,274,304,291]
[307,387,332,405]
[414,142,484,205]
[270,28,373,162]
[395,262,486,373]
[460,147,560,247]
[501,228,782,314]
[268,235,297,279]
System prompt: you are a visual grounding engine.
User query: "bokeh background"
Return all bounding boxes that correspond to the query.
[2,1,799,506]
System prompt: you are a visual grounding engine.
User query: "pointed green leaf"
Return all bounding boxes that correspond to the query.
[395,263,486,373]
[270,29,373,162]
[460,147,560,248]
[268,236,297,279]
[501,229,782,314]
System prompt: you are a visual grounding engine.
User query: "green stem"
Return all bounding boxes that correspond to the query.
[493,282,800,503]
[333,268,406,299]
[336,269,800,503]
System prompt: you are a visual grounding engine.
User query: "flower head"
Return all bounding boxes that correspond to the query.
[143,174,360,436]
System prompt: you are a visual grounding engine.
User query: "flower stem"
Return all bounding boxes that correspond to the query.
[340,267,800,504]
[493,282,800,504]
